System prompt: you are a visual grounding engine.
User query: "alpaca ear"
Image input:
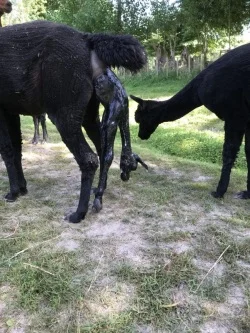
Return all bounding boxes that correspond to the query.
[130,95,143,105]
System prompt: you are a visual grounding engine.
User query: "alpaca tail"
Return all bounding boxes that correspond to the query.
[87,33,147,73]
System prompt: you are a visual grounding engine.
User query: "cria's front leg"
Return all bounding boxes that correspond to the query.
[119,98,148,181]
[120,152,148,181]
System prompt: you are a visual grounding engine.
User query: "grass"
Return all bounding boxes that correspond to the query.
[0,76,250,332]
[122,70,198,99]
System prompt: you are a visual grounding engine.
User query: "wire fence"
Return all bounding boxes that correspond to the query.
[118,52,225,79]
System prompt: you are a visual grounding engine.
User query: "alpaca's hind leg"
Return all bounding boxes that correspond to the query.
[82,93,103,194]
[0,111,25,201]
[50,110,98,223]
[236,122,250,199]
[212,123,244,198]
[83,91,101,157]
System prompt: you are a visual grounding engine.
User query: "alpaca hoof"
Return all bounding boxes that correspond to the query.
[4,192,19,202]
[211,191,224,198]
[235,191,250,199]
[92,198,102,213]
[64,212,86,223]
[20,187,28,196]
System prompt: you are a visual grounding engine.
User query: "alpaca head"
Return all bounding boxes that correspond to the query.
[0,0,12,14]
[131,95,159,140]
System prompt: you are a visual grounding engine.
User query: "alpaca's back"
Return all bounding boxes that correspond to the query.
[0,21,92,115]
[194,43,250,121]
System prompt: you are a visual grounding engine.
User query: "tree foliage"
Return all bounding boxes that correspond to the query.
[148,1,183,64]
[46,0,150,38]
[3,0,47,25]
[179,0,250,59]
[3,0,250,62]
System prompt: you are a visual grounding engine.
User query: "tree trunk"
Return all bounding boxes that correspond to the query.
[117,0,122,33]
[169,39,176,69]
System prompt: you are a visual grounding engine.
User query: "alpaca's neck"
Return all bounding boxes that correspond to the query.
[153,80,201,123]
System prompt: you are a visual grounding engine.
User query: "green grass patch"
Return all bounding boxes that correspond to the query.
[3,251,79,311]
[129,125,247,170]
[80,313,134,333]
[114,253,198,327]
[122,70,199,99]
[121,73,196,99]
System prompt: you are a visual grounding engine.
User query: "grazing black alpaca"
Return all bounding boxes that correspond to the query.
[131,43,250,199]
[0,0,12,27]
[32,114,48,144]
[0,20,146,223]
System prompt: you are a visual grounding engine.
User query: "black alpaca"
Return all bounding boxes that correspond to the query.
[131,42,250,199]
[0,20,146,223]
[32,114,48,144]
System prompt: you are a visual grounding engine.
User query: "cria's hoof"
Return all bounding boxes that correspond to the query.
[4,192,19,202]
[211,191,224,198]
[235,191,250,199]
[92,198,102,213]
[133,153,148,170]
[64,212,85,223]
[121,171,130,182]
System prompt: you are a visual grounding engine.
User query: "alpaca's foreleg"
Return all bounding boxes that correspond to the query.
[40,113,48,143]
[0,111,26,201]
[212,125,244,198]
[52,110,98,223]
[236,123,250,199]
[32,115,40,144]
